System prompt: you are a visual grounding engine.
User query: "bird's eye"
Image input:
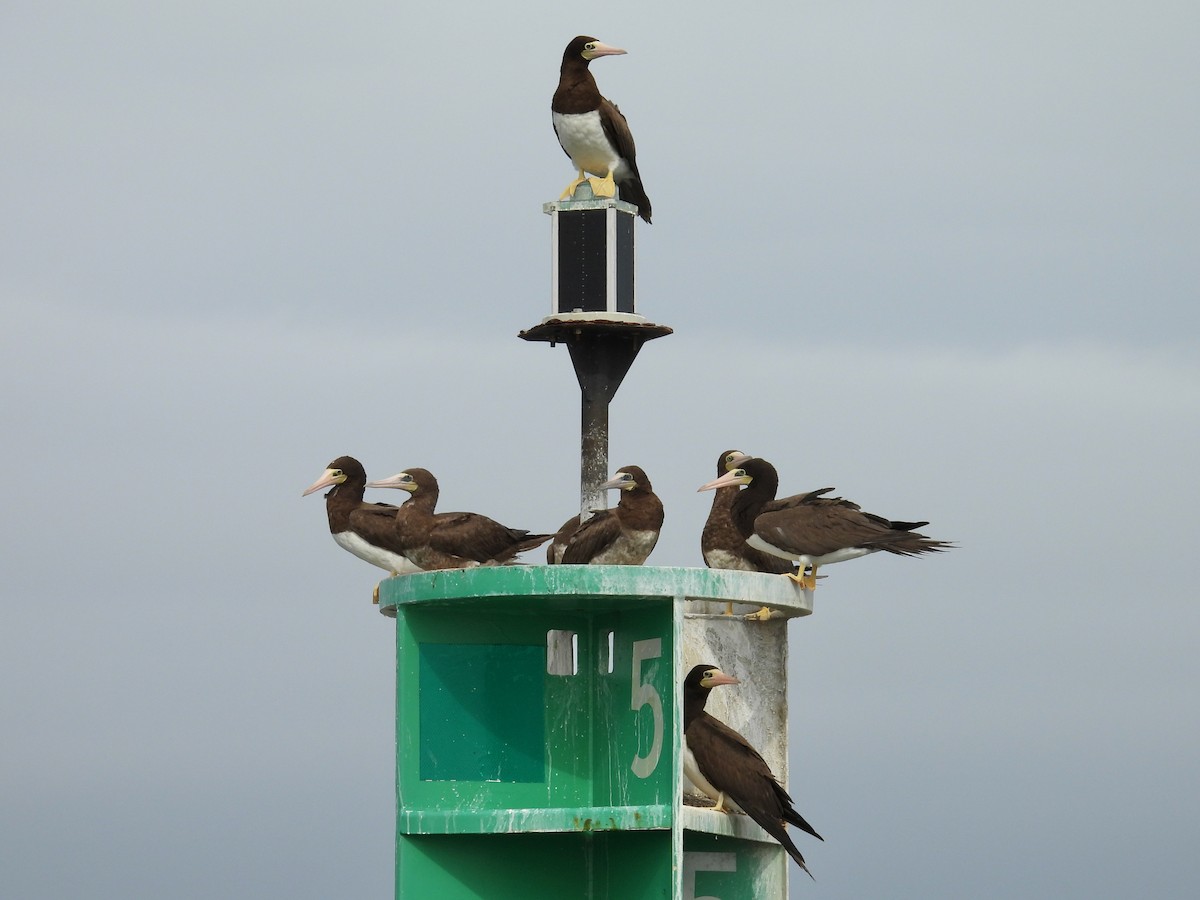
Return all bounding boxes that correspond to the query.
[585,42,596,50]
[332,469,343,477]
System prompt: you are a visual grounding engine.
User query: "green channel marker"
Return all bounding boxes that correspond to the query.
[379,565,813,899]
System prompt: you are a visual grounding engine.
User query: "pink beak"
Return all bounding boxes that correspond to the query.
[366,473,409,490]
[704,669,741,688]
[302,470,337,497]
[697,470,745,492]
[587,41,627,58]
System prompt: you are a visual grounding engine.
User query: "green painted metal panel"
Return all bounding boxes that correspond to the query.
[590,607,674,811]
[395,605,596,822]
[397,831,674,899]
[418,643,545,782]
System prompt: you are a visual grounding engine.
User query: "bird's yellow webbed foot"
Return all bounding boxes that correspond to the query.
[372,582,381,605]
[560,169,589,200]
[588,169,617,198]
[744,606,773,621]
[712,792,728,814]
[786,566,818,591]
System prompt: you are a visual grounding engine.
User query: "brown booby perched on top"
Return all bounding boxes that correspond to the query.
[549,466,664,565]
[302,456,421,578]
[683,664,823,879]
[552,35,652,223]
[366,467,551,570]
[699,457,952,590]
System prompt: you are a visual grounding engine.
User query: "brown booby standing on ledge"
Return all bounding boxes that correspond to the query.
[702,450,797,575]
[699,457,952,590]
[549,466,664,565]
[683,664,823,879]
[366,468,551,570]
[302,456,422,599]
[552,35,652,223]
[702,450,795,618]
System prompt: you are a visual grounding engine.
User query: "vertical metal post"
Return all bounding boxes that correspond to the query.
[579,372,609,516]
[568,332,642,516]
[522,193,671,518]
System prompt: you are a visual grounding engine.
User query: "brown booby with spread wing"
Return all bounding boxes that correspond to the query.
[366,468,551,570]
[552,35,652,222]
[699,457,952,590]
[302,456,422,600]
[549,466,664,565]
[683,664,823,879]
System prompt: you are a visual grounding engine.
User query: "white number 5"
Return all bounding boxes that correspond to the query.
[630,638,663,778]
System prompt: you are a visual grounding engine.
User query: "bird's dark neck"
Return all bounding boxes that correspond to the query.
[559,55,593,78]
[618,489,665,530]
[406,489,438,519]
[325,480,365,533]
[731,476,777,538]
[393,490,436,549]
[553,64,599,113]
[684,690,711,730]
[711,486,737,512]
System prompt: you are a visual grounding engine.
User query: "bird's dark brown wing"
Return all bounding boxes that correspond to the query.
[762,487,841,513]
[346,503,406,554]
[754,503,898,557]
[598,97,639,173]
[561,509,619,564]
[687,713,820,874]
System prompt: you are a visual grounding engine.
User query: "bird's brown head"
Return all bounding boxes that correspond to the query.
[684,664,741,693]
[717,449,752,476]
[302,455,365,497]
[366,467,438,495]
[601,465,651,493]
[698,456,778,493]
[563,35,627,67]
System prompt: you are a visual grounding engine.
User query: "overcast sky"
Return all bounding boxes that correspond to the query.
[3,2,1198,898]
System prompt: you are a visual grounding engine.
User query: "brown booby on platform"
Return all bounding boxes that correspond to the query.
[703,450,794,574]
[683,664,822,879]
[302,456,422,601]
[548,465,664,565]
[699,457,953,590]
[552,35,652,223]
[366,467,551,570]
[546,511,583,565]
[701,450,796,618]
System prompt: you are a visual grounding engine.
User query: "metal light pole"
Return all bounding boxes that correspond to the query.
[519,184,671,516]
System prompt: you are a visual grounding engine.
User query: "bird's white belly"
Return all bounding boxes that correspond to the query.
[747,534,876,569]
[592,528,658,565]
[703,549,758,571]
[333,530,421,575]
[553,111,624,177]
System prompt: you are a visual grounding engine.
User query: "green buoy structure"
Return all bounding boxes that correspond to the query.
[377,188,814,897]
[380,567,811,898]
